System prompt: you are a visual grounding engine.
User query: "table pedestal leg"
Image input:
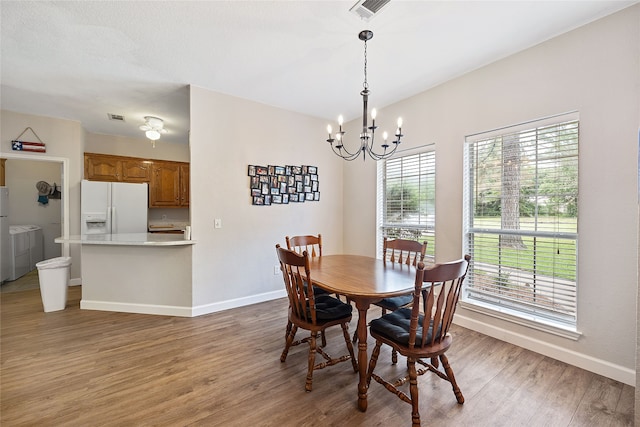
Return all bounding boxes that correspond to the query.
[355,301,370,412]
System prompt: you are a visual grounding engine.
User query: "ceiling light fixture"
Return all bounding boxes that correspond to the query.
[326,30,403,161]
[139,116,168,147]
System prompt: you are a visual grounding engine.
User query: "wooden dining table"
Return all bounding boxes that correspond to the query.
[307,254,417,412]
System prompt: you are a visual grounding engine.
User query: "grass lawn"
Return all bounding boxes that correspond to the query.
[470,217,576,281]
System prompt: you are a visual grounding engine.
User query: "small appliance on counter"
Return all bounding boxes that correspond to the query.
[148,222,189,234]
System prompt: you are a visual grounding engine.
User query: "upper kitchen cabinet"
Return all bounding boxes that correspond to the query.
[149,161,189,208]
[85,153,151,183]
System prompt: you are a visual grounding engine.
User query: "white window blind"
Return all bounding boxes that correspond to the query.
[463,117,579,327]
[379,150,435,263]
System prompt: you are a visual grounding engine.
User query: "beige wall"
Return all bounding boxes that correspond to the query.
[343,5,639,384]
[85,132,190,163]
[189,87,343,310]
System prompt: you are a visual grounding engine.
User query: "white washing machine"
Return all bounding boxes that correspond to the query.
[9,226,30,281]
[8,225,44,281]
[23,225,44,270]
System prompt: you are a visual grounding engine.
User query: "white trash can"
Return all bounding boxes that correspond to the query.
[36,257,72,312]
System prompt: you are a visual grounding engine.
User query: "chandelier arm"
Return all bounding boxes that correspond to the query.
[330,139,361,161]
[332,145,362,161]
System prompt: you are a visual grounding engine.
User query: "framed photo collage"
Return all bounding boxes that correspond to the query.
[248,164,320,206]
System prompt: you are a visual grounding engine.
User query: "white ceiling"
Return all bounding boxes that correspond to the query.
[1,1,636,145]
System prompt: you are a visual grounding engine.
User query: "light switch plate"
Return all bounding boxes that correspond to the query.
[214,218,222,229]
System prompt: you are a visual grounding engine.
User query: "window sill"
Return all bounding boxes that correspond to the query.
[458,300,582,341]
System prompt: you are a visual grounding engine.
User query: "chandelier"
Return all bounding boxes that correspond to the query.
[139,116,168,147]
[326,30,404,161]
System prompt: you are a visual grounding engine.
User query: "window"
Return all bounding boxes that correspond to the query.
[463,115,578,328]
[378,149,435,263]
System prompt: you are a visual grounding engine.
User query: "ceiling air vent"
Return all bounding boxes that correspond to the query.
[349,0,391,21]
[107,113,125,122]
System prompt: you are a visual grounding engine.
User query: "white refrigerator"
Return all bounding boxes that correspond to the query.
[81,180,148,235]
[0,187,9,282]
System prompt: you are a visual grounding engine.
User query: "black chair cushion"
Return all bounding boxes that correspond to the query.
[376,294,413,311]
[313,294,353,321]
[370,308,438,346]
[313,285,330,295]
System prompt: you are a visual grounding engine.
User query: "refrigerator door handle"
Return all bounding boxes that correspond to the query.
[110,206,116,234]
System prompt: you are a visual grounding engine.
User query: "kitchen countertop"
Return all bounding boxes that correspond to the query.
[55,233,195,246]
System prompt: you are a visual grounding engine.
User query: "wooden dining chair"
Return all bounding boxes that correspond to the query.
[285,233,332,346]
[377,237,427,315]
[366,255,471,427]
[286,234,322,258]
[276,244,358,392]
[359,238,427,363]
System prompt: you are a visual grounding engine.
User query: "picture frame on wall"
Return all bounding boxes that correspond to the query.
[247,163,319,206]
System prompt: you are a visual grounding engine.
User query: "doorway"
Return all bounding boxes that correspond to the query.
[1,153,70,262]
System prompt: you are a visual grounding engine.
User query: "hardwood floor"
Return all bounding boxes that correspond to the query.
[1,286,634,426]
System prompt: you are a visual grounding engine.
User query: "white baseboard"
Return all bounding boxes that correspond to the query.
[79,289,288,318]
[80,299,193,317]
[70,277,82,286]
[454,314,635,386]
[191,289,287,317]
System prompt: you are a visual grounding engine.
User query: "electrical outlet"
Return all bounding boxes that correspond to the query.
[273,265,280,275]
[214,218,222,229]
[161,214,167,220]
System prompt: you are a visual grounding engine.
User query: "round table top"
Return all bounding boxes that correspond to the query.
[307,254,417,299]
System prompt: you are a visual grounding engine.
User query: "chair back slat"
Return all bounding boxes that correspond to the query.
[383,237,427,267]
[276,245,316,324]
[286,234,322,258]
[409,255,471,350]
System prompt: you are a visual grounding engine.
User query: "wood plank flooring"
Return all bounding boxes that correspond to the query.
[1,287,634,426]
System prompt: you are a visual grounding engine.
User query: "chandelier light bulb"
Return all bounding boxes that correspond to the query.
[338,115,344,126]
[371,108,377,120]
[327,124,332,135]
[397,117,403,128]
[383,131,388,141]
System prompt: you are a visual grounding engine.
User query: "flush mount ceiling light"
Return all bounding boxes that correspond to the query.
[325,30,404,161]
[139,116,168,147]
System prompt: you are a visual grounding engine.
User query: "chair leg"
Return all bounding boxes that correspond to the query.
[321,330,327,348]
[281,324,298,362]
[407,357,421,427]
[440,354,464,404]
[366,341,382,387]
[392,348,399,364]
[284,320,292,341]
[340,323,359,372]
[306,331,318,392]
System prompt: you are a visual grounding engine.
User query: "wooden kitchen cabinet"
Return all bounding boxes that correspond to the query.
[179,163,189,207]
[149,161,189,208]
[85,153,151,183]
[85,153,189,208]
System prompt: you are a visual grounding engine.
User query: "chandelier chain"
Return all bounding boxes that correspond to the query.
[363,39,368,90]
